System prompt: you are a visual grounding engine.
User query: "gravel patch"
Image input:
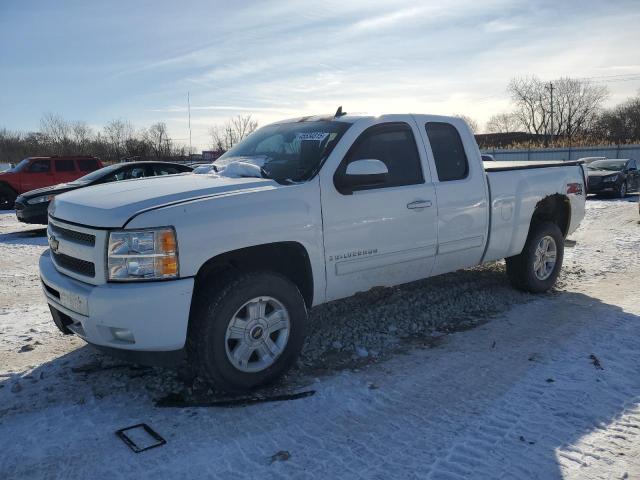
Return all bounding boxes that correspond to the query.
[300,261,538,370]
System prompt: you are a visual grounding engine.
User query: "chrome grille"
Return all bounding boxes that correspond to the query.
[51,250,96,277]
[50,223,95,246]
[48,217,107,285]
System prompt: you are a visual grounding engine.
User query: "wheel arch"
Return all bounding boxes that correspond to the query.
[192,241,315,308]
[530,193,571,238]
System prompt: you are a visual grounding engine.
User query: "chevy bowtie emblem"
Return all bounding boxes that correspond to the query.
[49,235,60,253]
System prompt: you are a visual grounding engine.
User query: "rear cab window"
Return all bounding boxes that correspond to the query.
[425,122,469,182]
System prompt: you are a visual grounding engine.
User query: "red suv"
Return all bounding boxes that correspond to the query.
[0,156,103,208]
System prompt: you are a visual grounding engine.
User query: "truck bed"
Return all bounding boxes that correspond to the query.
[483,160,584,172]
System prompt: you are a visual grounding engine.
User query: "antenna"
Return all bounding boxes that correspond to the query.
[334,106,346,118]
[187,92,192,155]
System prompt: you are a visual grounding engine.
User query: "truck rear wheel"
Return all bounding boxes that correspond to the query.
[187,271,308,392]
[505,221,564,293]
[0,183,17,209]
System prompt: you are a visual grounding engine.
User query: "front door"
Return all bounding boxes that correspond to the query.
[22,159,53,191]
[320,116,438,302]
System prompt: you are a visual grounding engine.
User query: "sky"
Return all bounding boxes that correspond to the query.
[1,0,640,151]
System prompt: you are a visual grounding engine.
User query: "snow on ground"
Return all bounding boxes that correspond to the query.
[0,198,639,479]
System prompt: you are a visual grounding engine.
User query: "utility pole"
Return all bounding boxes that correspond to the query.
[549,82,554,144]
[187,92,192,156]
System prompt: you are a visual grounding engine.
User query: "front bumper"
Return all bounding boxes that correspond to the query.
[15,198,48,224]
[40,250,194,353]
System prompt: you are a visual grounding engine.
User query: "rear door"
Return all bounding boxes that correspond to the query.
[22,159,53,191]
[320,116,438,301]
[54,159,77,184]
[413,116,489,275]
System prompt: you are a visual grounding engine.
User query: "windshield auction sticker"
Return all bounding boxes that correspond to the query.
[296,132,329,141]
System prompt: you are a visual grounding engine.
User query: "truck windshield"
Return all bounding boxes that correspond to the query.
[10,159,30,172]
[216,120,351,183]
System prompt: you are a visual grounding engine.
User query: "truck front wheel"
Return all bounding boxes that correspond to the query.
[187,271,308,392]
[0,183,17,209]
[505,221,564,293]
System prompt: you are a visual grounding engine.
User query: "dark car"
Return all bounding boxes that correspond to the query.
[15,161,193,224]
[586,159,639,198]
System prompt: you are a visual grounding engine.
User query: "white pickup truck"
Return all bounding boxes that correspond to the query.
[40,112,587,391]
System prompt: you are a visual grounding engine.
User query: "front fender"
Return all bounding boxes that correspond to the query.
[125,178,326,305]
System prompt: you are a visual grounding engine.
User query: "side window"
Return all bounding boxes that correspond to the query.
[28,159,51,173]
[425,122,469,182]
[55,159,75,172]
[126,166,147,179]
[77,159,99,172]
[103,169,127,183]
[337,122,423,192]
[627,159,636,169]
[154,165,179,175]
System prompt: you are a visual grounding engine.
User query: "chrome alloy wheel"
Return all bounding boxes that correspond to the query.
[533,235,557,281]
[224,296,291,373]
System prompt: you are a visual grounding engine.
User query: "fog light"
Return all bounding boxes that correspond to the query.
[111,327,135,343]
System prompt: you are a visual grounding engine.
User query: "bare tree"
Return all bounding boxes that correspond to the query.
[71,121,93,154]
[144,122,172,158]
[40,113,72,154]
[551,77,608,139]
[508,77,551,136]
[485,113,522,133]
[508,76,608,140]
[209,114,258,152]
[103,119,134,160]
[455,114,479,133]
[594,94,640,143]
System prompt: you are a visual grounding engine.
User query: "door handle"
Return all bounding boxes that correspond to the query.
[407,200,432,210]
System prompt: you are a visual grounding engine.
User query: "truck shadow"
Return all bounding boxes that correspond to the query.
[0,286,637,478]
[0,227,48,246]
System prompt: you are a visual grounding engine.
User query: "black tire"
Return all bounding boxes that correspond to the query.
[187,271,308,392]
[0,183,17,209]
[616,181,627,198]
[505,221,564,293]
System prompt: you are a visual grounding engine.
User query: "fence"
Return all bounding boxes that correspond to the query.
[481,144,640,162]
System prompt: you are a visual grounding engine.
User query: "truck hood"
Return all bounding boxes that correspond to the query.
[50,174,279,228]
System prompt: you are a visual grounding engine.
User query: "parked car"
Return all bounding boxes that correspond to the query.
[40,112,586,391]
[578,156,607,165]
[0,156,102,209]
[481,154,495,161]
[15,161,192,224]
[586,158,639,197]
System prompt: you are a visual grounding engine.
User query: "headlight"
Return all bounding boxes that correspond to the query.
[27,194,54,205]
[603,175,617,183]
[107,227,178,281]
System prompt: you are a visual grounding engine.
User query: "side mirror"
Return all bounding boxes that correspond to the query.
[345,159,389,176]
[337,159,389,194]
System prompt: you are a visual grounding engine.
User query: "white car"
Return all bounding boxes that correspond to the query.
[40,112,587,391]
